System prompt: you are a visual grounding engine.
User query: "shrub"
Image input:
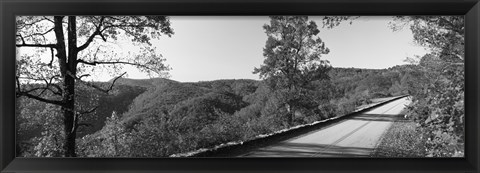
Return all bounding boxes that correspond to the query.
[335,97,357,116]
[317,102,338,119]
[23,104,64,157]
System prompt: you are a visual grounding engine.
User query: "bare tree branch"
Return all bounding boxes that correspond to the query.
[49,47,55,67]
[42,75,63,96]
[78,74,91,80]
[68,71,127,94]
[17,74,63,96]
[16,17,51,30]
[42,16,54,23]
[16,91,64,106]
[77,17,106,51]
[16,42,57,48]
[79,106,97,115]
[18,85,62,97]
[16,34,26,45]
[105,72,127,93]
[76,59,156,72]
[16,33,57,48]
[92,47,101,61]
[22,27,55,42]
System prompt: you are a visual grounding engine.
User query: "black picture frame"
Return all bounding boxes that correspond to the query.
[1,0,479,172]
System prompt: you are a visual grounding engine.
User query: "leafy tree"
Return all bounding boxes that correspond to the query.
[16,16,174,157]
[78,111,131,157]
[19,104,64,157]
[391,16,464,157]
[126,113,174,157]
[254,16,331,125]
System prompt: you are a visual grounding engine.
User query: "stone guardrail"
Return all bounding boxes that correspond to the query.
[170,95,409,157]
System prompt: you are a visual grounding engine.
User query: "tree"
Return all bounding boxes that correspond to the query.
[15,16,174,157]
[391,16,464,157]
[78,111,131,157]
[17,98,64,157]
[253,16,331,125]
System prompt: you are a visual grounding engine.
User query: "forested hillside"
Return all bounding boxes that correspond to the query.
[17,65,415,157]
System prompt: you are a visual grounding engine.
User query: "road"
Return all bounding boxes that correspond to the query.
[241,97,411,157]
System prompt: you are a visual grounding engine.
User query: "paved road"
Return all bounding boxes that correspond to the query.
[241,97,411,157]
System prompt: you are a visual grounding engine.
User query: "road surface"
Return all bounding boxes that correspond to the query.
[241,97,411,157]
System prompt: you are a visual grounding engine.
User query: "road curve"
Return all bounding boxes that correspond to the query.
[241,97,412,157]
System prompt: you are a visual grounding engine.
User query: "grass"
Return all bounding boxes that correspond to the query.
[372,119,426,157]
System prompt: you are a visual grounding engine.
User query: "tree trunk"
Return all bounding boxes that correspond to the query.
[61,16,79,157]
[62,76,76,157]
[52,16,75,157]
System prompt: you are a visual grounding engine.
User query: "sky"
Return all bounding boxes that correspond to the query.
[17,16,430,83]
[119,16,429,82]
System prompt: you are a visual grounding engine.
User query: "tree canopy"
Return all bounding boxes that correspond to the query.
[16,16,174,157]
[391,16,464,157]
[253,16,332,125]
[254,16,331,91]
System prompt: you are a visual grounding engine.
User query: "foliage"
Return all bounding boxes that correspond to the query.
[19,67,412,157]
[18,63,416,157]
[121,80,210,126]
[317,101,337,119]
[18,16,436,158]
[126,114,174,157]
[322,16,360,29]
[17,84,146,155]
[78,84,147,137]
[78,111,132,157]
[16,15,174,157]
[392,16,464,157]
[254,16,332,125]
[168,92,248,133]
[21,104,64,157]
[254,16,331,91]
[190,79,259,98]
[373,121,426,157]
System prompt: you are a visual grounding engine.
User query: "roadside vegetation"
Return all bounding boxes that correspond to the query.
[372,120,426,157]
[374,16,464,158]
[391,16,464,157]
[372,108,426,157]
